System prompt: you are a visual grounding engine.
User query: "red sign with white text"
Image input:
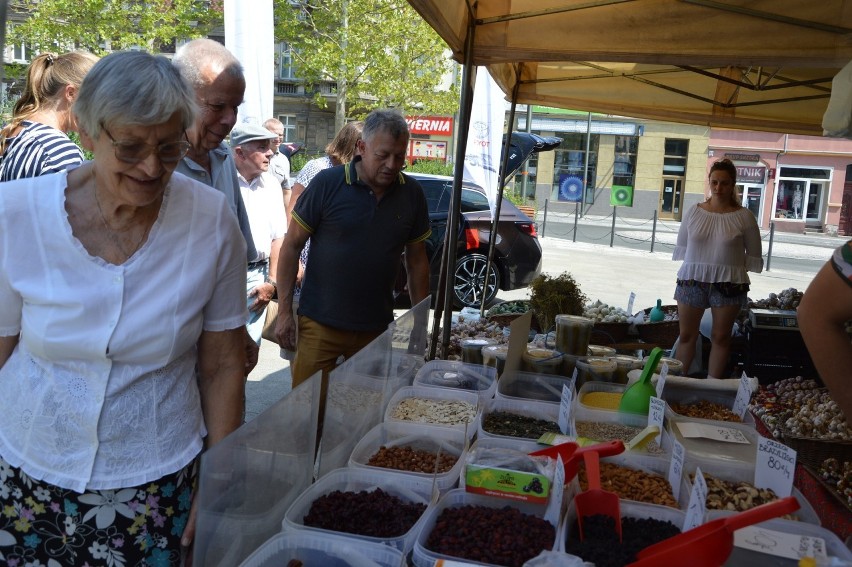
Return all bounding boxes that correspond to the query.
[406,116,454,136]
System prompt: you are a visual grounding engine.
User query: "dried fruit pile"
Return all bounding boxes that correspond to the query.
[426,504,555,567]
[303,488,426,538]
[670,400,742,423]
[367,445,458,474]
[564,515,681,567]
[578,462,678,508]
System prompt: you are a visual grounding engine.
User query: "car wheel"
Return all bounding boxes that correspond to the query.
[453,253,499,308]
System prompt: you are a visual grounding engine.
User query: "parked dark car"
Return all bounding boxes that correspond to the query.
[400,173,543,308]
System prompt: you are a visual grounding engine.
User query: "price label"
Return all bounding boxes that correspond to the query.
[559,384,575,437]
[648,396,666,442]
[545,454,566,528]
[732,371,753,418]
[676,422,751,444]
[571,368,578,388]
[755,437,796,498]
[667,441,685,501]
[684,466,708,531]
[627,292,636,315]
[734,526,827,560]
[655,362,669,398]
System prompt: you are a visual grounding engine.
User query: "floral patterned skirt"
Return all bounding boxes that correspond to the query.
[0,455,197,567]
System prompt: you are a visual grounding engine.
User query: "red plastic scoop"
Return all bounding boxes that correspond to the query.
[627,496,800,567]
[529,439,624,481]
[575,450,622,542]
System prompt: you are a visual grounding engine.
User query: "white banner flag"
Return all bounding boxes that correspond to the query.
[224,0,274,126]
[463,68,506,219]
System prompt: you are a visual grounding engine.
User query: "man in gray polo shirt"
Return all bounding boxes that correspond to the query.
[275,109,430,390]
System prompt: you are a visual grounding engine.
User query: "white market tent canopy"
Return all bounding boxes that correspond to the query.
[408,0,852,136]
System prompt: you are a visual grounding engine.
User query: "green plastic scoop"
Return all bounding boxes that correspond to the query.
[618,347,664,415]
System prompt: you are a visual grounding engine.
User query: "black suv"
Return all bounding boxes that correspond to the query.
[404,173,543,308]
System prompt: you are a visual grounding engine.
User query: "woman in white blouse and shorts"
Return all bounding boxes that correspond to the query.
[672,158,763,379]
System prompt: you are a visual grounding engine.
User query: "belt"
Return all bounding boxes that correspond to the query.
[248,260,268,270]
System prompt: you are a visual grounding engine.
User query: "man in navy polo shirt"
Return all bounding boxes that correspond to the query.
[275,108,431,392]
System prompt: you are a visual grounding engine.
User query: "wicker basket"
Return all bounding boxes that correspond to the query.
[590,321,631,344]
[777,426,852,471]
[635,305,680,348]
[485,300,532,328]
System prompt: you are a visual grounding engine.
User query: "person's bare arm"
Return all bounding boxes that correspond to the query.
[182,327,245,549]
[404,240,430,307]
[798,260,852,420]
[0,335,19,368]
[275,221,311,350]
[285,182,305,229]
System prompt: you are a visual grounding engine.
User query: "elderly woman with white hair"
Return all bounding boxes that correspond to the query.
[0,50,247,565]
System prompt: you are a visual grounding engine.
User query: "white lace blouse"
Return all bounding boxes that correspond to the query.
[0,170,247,492]
[672,204,764,284]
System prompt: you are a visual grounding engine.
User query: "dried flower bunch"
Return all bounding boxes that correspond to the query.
[529,272,587,332]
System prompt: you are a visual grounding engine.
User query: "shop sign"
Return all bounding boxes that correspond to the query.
[725,153,760,162]
[406,116,453,136]
[736,165,766,184]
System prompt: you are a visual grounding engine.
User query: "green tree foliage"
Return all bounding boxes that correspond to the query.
[8,0,222,55]
[275,0,459,130]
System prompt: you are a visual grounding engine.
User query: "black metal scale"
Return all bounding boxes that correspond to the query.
[744,309,818,384]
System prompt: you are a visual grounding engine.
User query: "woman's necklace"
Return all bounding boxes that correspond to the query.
[93,186,152,259]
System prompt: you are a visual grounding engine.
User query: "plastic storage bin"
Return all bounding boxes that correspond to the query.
[282,467,434,552]
[681,457,820,526]
[667,414,760,466]
[705,515,852,566]
[574,405,672,457]
[384,385,480,439]
[348,421,466,493]
[662,384,756,427]
[595,451,687,509]
[240,531,405,567]
[576,381,627,413]
[478,397,562,443]
[496,370,569,405]
[412,488,559,567]
[413,359,497,402]
[522,347,564,375]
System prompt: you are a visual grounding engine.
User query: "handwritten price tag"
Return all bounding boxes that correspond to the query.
[684,466,708,531]
[648,396,666,441]
[676,422,751,444]
[755,437,796,498]
[559,384,575,437]
[667,441,685,502]
[734,526,827,560]
[545,455,566,527]
[732,371,753,418]
[627,292,636,315]
[655,362,669,398]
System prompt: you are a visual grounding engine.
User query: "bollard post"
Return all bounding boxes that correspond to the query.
[766,221,774,271]
[651,209,658,253]
[610,206,616,247]
[573,202,579,242]
[541,198,548,237]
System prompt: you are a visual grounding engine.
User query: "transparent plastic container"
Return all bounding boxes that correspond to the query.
[413,359,497,402]
[460,338,498,365]
[478,397,562,443]
[682,457,820,526]
[577,381,627,413]
[642,355,684,376]
[704,515,852,566]
[348,421,466,493]
[282,467,434,552]
[667,414,760,466]
[610,354,643,384]
[522,347,564,375]
[588,345,617,358]
[384,386,480,439]
[574,405,672,458]
[481,344,509,377]
[555,314,594,356]
[240,531,405,567]
[662,384,755,427]
[575,356,618,387]
[561,353,588,379]
[496,370,570,405]
[412,488,558,567]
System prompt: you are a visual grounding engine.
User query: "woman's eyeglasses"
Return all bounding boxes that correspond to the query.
[102,126,191,164]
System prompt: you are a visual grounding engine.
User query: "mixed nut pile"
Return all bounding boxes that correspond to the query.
[578,462,678,508]
[669,400,742,423]
[693,472,786,515]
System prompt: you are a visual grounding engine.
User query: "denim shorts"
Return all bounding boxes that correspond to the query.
[674,279,748,309]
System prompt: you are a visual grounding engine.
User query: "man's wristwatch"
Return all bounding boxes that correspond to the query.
[265,276,277,290]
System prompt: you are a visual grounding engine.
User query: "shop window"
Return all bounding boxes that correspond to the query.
[776,167,831,223]
[614,135,638,187]
[552,133,599,202]
[663,138,688,176]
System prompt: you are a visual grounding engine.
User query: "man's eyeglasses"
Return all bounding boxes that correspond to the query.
[102,126,191,164]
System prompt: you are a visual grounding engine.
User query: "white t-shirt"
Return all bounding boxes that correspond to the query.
[672,203,764,284]
[238,170,287,262]
[269,151,291,190]
[0,169,247,492]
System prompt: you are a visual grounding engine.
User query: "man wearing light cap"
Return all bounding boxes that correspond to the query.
[231,122,287,344]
